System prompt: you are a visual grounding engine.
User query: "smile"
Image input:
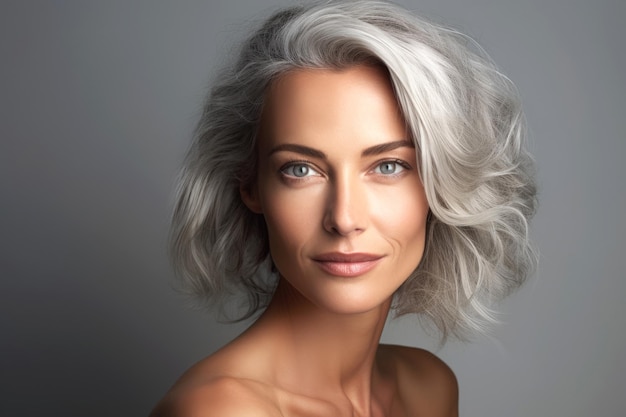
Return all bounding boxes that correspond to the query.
[312,253,385,277]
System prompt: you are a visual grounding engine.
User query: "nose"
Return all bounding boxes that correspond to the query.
[323,173,367,237]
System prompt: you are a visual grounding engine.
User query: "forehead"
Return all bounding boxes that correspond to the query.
[258,65,407,152]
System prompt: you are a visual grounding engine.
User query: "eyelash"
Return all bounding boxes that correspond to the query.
[279,159,412,181]
[279,159,322,179]
[371,159,411,177]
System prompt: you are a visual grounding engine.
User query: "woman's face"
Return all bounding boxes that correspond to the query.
[242,65,429,314]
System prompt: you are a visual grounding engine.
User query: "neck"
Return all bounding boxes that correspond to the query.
[244,278,391,411]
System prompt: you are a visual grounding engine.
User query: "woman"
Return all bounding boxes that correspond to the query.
[152,1,536,416]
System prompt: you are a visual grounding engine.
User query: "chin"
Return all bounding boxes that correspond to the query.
[304,285,396,316]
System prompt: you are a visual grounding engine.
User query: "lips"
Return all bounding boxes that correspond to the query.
[312,252,384,277]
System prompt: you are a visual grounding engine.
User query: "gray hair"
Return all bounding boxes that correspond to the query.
[170,0,537,341]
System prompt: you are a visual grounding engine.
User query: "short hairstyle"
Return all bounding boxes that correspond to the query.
[170,0,537,341]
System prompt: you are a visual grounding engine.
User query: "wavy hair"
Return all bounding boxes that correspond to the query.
[170,0,537,341]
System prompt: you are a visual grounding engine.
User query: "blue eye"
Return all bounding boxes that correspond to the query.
[281,163,319,178]
[374,161,406,175]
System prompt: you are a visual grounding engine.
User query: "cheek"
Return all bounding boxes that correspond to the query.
[260,185,323,252]
[397,212,428,259]
[370,182,429,253]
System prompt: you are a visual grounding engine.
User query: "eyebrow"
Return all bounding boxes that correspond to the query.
[268,140,414,158]
[361,140,414,157]
[268,143,326,159]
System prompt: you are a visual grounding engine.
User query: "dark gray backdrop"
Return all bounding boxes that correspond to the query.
[1,1,624,416]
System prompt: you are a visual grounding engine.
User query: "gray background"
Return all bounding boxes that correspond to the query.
[1,0,624,416]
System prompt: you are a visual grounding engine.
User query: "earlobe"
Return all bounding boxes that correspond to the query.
[240,183,263,214]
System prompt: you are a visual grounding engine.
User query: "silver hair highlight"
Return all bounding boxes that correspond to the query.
[170,0,537,340]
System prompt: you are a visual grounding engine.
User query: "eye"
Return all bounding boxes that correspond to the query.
[373,160,407,175]
[281,162,320,178]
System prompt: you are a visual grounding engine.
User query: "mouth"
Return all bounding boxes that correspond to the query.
[312,252,385,277]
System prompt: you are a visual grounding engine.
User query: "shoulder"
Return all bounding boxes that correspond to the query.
[377,344,458,417]
[149,376,281,417]
[380,344,457,388]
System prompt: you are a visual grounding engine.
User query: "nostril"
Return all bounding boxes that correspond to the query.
[324,211,365,237]
[322,178,367,236]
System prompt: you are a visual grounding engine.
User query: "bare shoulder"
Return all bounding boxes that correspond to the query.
[377,344,458,417]
[379,344,458,389]
[149,376,281,417]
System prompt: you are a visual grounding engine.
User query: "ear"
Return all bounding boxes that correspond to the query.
[240,182,263,214]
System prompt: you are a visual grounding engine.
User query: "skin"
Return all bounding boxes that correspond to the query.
[151,65,458,417]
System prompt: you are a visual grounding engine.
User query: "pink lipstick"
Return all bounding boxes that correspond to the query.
[312,253,384,277]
